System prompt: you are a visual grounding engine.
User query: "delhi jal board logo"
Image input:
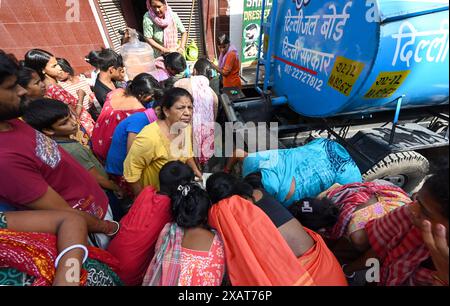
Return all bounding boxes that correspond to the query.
[293,0,311,11]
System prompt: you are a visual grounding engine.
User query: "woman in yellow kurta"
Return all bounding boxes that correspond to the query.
[123,88,202,196]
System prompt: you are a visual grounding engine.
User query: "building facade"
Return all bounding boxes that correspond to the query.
[0,0,234,73]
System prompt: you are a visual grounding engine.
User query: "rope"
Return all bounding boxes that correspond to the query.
[187,0,196,42]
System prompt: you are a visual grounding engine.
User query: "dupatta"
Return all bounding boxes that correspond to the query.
[142,222,184,286]
[147,1,178,50]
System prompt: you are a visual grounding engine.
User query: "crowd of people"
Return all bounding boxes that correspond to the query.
[0,0,448,287]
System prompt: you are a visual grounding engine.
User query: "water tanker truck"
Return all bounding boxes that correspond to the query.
[220,0,449,193]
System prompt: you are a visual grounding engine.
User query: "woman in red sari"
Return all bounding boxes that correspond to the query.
[24,49,95,139]
[91,73,163,162]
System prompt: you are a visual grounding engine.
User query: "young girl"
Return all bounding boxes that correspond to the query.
[142,164,225,286]
[57,57,102,121]
[24,49,95,137]
[105,100,161,181]
[343,169,449,286]
[17,66,47,103]
[289,180,411,254]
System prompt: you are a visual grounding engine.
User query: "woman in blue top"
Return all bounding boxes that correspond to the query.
[227,138,362,207]
[105,102,161,177]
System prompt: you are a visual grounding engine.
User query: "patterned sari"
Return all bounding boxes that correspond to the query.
[191,76,215,165]
[0,213,122,286]
[326,180,412,240]
[46,84,95,136]
[142,223,225,286]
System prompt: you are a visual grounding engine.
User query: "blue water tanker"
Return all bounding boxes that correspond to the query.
[262,0,449,117]
[221,0,449,193]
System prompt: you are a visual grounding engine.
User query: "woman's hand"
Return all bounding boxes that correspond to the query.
[194,171,204,186]
[421,220,449,286]
[207,59,221,74]
[75,89,86,116]
[195,170,203,180]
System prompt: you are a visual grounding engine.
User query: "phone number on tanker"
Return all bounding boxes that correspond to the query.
[285,65,324,92]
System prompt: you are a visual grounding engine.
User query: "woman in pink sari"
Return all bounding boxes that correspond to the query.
[143,0,188,58]
[175,59,219,166]
[91,73,163,163]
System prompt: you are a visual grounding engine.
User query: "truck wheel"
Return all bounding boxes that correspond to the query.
[362,151,429,193]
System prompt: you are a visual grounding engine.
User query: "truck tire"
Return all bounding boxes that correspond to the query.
[362,151,429,193]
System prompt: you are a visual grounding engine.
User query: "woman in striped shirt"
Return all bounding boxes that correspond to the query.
[58,58,102,121]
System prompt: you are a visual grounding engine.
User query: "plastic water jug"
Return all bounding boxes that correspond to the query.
[121,29,156,80]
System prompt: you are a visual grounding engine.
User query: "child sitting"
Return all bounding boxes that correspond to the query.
[23,99,124,220]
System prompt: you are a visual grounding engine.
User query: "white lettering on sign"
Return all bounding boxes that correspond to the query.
[392,19,449,67]
[320,2,353,41]
[246,0,273,8]
[282,37,335,75]
[293,0,311,11]
[284,64,324,92]
[66,0,80,22]
[365,0,379,23]
[284,1,353,42]
[284,9,321,36]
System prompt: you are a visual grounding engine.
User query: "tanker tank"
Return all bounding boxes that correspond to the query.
[269,0,449,117]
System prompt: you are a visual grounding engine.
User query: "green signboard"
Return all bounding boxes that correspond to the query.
[241,0,273,67]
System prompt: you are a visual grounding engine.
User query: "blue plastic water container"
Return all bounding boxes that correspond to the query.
[271,0,449,117]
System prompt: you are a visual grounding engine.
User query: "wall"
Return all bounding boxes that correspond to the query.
[202,0,231,60]
[0,0,106,74]
[229,0,244,62]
